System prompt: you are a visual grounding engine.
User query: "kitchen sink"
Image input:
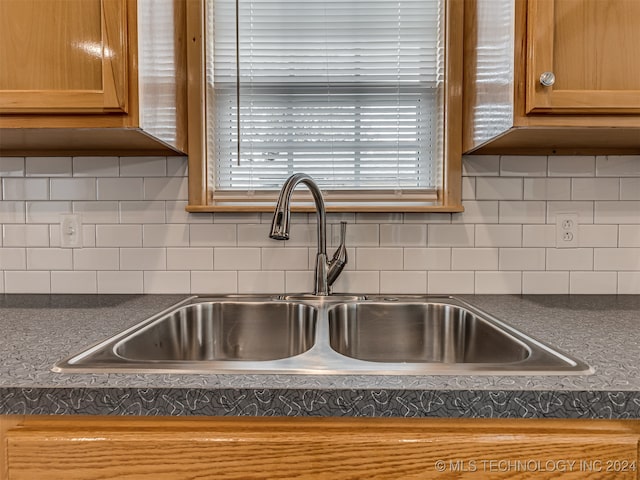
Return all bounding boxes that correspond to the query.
[53,295,592,375]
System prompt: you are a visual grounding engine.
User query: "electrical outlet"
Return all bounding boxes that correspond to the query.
[60,214,82,248]
[556,213,578,248]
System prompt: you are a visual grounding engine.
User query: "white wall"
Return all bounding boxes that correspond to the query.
[1,154,639,294]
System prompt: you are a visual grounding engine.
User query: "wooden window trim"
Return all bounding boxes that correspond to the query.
[185,0,463,213]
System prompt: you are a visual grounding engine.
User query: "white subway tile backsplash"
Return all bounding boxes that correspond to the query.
[570,271,617,294]
[578,225,618,247]
[571,178,619,200]
[475,177,523,200]
[428,224,474,247]
[403,248,451,270]
[50,178,96,200]
[594,201,640,224]
[332,223,378,247]
[73,201,120,224]
[618,272,640,294]
[500,156,547,177]
[285,271,314,294]
[144,177,188,201]
[380,224,427,247]
[26,157,72,177]
[143,271,190,294]
[2,178,49,200]
[238,271,284,294]
[97,271,144,293]
[262,247,308,270]
[427,271,474,294]
[73,157,119,177]
[0,248,26,269]
[547,201,594,224]
[522,271,569,294]
[356,212,403,224]
[594,248,640,271]
[499,201,546,224]
[3,224,49,247]
[214,247,261,270]
[596,155,640,177]
[2,153,639,295]
[120,201,165,224]
[0,158,25,177]
[120,157,166,177]
[524,178,571,200]
[167,247,213,270]
[461,176,476,200]
[4,271,50,293]
[74,248,119,270]
[548,156,595,177]
[27,248,72,270]
[462,155,500,177]
[621,178,640,200]
[452,201,499,224]
[475,271,522,294]
[96,225,142,247]
[451,248,498,270]
[97,178,143,200]
[546,248,593,271]
[166,157,188,177]
[475,224,522,247]
[331,271,380,294]
[0,202,26,223]
[619,225,640,247]
[120,248,166,270]
[25,201,71,224]
[51,271,97,293]
[237,224,283,247]
[356,248,403,270]
[191,271,237,294]
[380,271,427,294]
[499,248,545,271]
[190,224,237,246]
[143,224,189,247]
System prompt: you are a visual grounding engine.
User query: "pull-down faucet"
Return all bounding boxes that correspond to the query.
[269,173,347,295]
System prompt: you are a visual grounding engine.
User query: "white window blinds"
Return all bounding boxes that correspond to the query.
[206,0,444,196]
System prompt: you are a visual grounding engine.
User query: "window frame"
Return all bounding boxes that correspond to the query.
[186,0,463,213]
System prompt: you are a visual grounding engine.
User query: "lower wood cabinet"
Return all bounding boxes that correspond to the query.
[1,416,639,479]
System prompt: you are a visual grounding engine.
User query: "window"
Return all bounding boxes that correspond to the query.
[186,0,463,212]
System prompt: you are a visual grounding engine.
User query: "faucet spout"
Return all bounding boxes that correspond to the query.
[269,173,346,295]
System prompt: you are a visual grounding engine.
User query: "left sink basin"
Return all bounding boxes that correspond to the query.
[53,296,318,372]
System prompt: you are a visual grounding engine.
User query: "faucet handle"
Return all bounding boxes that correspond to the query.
[327,221,348,286]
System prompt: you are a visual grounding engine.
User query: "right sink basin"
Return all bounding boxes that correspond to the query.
[328,301,530,364]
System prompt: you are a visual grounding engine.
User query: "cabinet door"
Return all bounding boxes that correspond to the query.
[0,0,128,114]
[526,0,640,114]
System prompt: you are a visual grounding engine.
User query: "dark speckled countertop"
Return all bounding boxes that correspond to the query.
[0,294,638,418]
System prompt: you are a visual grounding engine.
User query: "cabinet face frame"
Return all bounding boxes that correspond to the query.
[2,416,640,480]
[0,0,128,114]
[526,0,640,114]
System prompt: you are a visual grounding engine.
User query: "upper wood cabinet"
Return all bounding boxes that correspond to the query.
[0,0,188,156]
[0,0,128,114]
[527,0,640,114]
[463,0,640,155]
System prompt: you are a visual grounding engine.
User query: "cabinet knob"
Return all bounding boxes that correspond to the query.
[539,71,556,87]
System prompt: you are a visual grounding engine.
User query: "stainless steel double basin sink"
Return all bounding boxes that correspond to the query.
[53,295,592,375]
